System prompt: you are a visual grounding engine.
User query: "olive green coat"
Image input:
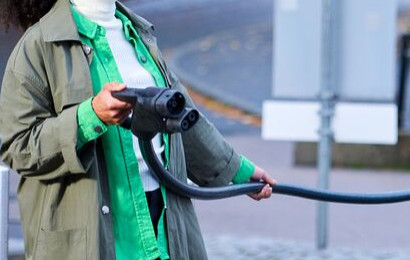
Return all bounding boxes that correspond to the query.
[0,0,242,259]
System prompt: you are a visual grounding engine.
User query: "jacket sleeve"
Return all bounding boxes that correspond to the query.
[183,113,242,187]
[170,75,252,187]
[0,69,92,181]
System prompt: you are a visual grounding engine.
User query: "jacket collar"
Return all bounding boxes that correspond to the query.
[40,0,80,42]
[39,0,154,43]
[115,1,154,32]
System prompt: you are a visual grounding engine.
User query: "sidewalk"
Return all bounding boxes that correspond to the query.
[205,236,410,260]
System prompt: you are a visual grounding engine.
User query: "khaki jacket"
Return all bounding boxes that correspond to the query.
[0,0,242,259]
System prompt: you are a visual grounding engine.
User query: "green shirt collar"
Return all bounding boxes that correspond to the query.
[70,6,140,40]
[70,6,99,39]
[115,9,141,40]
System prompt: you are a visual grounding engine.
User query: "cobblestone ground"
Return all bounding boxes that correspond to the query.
[204,236,410,260]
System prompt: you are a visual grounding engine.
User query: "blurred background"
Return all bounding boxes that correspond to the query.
[3,0,410,259]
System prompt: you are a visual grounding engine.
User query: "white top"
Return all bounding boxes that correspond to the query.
[71,0,162,191]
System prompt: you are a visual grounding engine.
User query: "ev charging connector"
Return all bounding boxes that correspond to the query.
[113,87,199,140]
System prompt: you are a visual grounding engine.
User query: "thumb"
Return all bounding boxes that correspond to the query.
[261,173,278,186]
[252,166,278,186]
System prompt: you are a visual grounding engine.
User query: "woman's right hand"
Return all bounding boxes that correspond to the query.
[92,82,133,125]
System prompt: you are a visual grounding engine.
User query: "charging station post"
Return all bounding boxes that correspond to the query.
[316,0,336,249]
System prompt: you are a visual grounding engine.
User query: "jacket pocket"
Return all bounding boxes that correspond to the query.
[35,228,87,260]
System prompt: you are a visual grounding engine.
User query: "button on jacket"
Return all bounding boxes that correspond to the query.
[0,0,249,259]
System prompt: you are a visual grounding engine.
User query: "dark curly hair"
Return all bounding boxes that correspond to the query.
[0,0,57,31]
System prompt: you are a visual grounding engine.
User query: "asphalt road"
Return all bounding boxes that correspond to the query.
[127,0,272,50]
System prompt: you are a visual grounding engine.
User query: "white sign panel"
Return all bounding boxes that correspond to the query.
[262,100,398,145]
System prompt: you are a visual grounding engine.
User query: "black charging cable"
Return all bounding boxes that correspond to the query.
[139,139,410,204]
[114,87,410,204]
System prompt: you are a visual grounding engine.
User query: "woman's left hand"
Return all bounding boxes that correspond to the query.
[248,166,277,201]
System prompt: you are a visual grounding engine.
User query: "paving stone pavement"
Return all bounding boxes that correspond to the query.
[204,236,410,260]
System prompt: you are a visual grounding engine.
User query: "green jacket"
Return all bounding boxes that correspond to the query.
[0,0,244,259]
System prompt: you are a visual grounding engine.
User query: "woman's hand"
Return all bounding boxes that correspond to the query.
[92,82,133,125]
[248,165,277,201]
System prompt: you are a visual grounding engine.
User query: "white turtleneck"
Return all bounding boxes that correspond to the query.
[71,0,163,191]
[70,0,116,24]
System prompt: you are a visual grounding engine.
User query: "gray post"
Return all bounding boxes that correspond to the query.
[317,0,336,250]
[0,136,9,259]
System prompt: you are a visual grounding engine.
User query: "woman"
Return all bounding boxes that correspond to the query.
[0,0,277,259]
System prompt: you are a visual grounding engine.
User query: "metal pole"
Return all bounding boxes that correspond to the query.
[317,0,336,250]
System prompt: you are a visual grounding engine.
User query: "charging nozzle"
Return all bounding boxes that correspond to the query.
[112,87,199,140]
[166,108,199,133]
